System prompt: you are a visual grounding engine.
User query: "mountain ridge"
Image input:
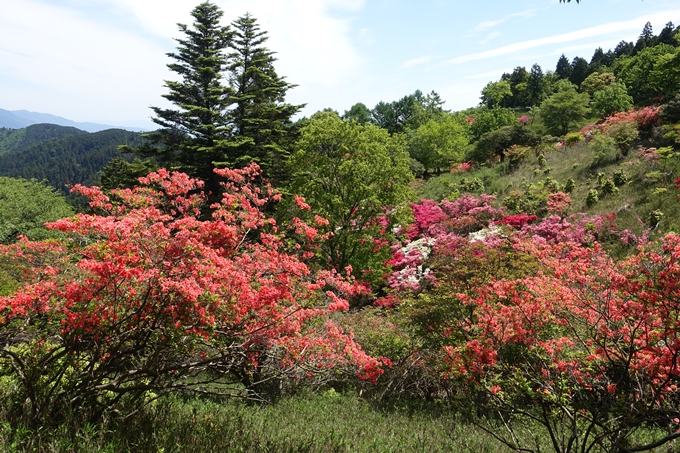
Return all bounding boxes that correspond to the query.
[0,108,151,133]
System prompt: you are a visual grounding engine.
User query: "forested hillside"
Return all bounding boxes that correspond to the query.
[0,123,86,156]
[0,127,144,195]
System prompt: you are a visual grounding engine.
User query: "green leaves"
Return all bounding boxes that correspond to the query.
[0,177,73,244]
[287,112,413,282]
[540,87,590,136]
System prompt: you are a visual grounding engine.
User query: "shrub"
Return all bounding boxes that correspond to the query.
[0,166,386,426]
[546,191,572,214]
[590,134,619,168]
[649,209,664,227]
[586,189,599,206]
[601,179,618,195]
[497,213,538,229]
[613,169,628,186]
[503,145,531,170]
[604,119,639,155]
[564,132,582,147]
[458,177,485,193]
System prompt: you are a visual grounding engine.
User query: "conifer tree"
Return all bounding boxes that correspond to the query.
[569,56,590,87]
[130,6,302,192]
[656,22,677,46]
[634,21,654,53]
[555,54,572,80]
[225,13,303,184]
[527,63,545,105]
[136,1,233,195]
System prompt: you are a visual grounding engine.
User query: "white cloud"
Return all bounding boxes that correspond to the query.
[444,10,680,66]
[438,82,485,111]
[0,0,169,122]
[479,32,501,45]
[401,56,433,69]
[0,0,365,120]
[474,9,537,31]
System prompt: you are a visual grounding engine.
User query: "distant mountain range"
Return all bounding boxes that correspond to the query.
[0,123,146,197]
[0,108,151,132]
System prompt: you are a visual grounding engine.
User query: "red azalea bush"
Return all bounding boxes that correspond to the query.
[600,105,662,133]
[441,234,680,452]
[0,165,386,426]
[377,186,677,450]
[496,213,537,229]
[546,191,572,214]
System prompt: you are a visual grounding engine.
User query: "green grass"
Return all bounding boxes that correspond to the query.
[0,391,515,453]
[416,138,680,240]
[3,390,676,453]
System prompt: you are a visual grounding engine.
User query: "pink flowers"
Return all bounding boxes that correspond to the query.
[546,192,572,214]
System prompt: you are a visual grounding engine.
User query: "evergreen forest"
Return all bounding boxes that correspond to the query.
[3,2,680,452]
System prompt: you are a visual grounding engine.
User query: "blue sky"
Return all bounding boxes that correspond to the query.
[1,0,679,129]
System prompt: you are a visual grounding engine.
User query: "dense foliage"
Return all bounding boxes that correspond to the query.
[0,128,144,196]
[0,177,74,244]
[134,2,302,193]
[5,5,680,452]
[0,124,85,156]
[0,165,385,427]
[286,112,413,285]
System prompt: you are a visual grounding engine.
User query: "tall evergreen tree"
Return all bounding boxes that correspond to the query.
[656,22,677,46]
[527,63,545,106]
[555,54,572,80]
[614,40,634,58]
[137,2,233,195]
[569,56,590,87]
[225,13,303,183]
[634,21,654,53]
[507,66,530,107]
[590,47,606,66]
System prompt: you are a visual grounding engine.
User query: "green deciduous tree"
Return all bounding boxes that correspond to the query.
[580,72,616,96]
[286,112,413,282]
[471,124,539,164]
[343,102,372,124]
[616,44,680,105]
[591,82,633,118]
[481,80,512,108]
[540,87,590,135]
[407,113,469,174]
[468,107,518,142]
[0,177,74,243]
[371,90,444,134]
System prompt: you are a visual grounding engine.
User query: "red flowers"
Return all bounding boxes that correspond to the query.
[0,164,386,424]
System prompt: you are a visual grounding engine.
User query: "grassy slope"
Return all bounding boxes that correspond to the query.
[417,117,680,238]
[1,392,511,453]
[3,391,673,453]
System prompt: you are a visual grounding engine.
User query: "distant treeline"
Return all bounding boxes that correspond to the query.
[0,124,144,196]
